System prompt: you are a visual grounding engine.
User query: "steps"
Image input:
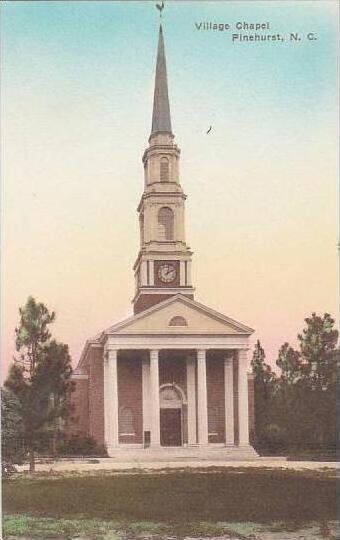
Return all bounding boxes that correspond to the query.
[106,445,259,461]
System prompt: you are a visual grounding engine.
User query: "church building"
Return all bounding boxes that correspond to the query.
[68,24,257,458]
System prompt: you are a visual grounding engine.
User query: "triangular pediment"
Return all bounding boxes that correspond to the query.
[105,294,254,336]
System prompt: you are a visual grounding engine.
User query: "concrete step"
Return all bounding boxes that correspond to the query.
[105,445,259,461]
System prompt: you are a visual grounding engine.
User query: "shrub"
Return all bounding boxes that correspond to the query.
[56,434,107,457]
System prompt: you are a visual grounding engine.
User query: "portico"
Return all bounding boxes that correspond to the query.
[104,347,250,453]
[97,294,254,455]
[104,348,249,453]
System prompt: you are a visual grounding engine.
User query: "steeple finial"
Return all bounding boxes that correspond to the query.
[151,24,172,136]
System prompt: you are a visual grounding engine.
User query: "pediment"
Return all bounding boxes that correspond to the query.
[105,294,253,336]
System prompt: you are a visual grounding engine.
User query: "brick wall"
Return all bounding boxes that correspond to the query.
[207,356,225,443]
[159,354,187,394]
[134,293,194,314]
[64,377,89,437]
[88,348,105,445]
[117,355,143,444]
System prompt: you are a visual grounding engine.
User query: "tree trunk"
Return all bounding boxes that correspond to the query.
[29,449,35,474]
[51,429,57,457]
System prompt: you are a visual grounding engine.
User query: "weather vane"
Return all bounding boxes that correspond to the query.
[156,1,165,18]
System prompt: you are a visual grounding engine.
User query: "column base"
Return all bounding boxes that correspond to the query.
[236,444,259,457]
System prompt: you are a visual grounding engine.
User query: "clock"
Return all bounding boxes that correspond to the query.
[158,263,176,283]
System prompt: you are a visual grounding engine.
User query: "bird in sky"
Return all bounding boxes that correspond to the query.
[156,1,165,16]
[206,126,212,134]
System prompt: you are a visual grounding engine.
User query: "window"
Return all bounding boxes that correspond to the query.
[169,316,188,327]
[160,386,182,408]
[139,213,144,244]
[160,157,169,182]
[119,407,135,435]
[158,207,174,241]
[208,406,222,435]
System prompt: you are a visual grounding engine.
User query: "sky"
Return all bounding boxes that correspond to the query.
[1,1,338,377]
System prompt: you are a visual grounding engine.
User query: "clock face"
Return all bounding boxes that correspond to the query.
[158,263,176,283]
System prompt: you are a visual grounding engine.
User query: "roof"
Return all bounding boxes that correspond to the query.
[151,24,172,135]
[78,294,254,366]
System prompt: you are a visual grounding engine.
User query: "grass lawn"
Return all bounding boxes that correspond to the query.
[2,514,317,539]
[2,467,337,538]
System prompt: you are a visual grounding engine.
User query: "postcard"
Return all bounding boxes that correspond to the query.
[1,2,338,539]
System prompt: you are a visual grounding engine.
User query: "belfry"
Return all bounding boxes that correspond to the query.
[68,24,257,458]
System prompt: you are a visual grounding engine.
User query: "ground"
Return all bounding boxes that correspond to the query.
[2,462,338,540]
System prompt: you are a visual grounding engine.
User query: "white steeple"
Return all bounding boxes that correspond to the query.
[133,23,194,314]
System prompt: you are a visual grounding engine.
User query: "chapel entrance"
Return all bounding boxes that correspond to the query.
[160,386,183,446]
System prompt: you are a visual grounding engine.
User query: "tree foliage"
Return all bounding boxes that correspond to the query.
[15,296,55,376]
[1,387,24,464]
[250,340,278,449]
[276,342,301,385]
[252,313,338,455]
[5,296,74,472]
[298,313,338,390]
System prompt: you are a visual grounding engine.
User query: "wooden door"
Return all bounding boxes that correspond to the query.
[160,408,182,446]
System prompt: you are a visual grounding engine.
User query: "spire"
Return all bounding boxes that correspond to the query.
[151,24,172,136]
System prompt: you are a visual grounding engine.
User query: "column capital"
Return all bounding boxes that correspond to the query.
[224,352,234,363]
[149,349,159,360]
[104,347,118,362]
[237,349,250,369]
[197,349,207,360]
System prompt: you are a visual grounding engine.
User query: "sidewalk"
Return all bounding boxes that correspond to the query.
[17,455,337,473]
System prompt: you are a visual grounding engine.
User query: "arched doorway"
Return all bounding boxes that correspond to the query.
[160,385,183,446]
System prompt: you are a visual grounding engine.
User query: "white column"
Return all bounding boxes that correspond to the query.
[150,349,160,446]
[149,260,155,286]
[142,356,151,433]
[186,261,192,286]
[141,260,148,286]
[238,349,250,446]
[197,349,208,445]
[180,261,186,286]
[224,354,234,446]
[104,349,119,450]
[186,356,197,445]
[179,203,185,243]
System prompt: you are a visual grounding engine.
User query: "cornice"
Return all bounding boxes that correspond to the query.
[133,247,193,269]
[143,146,181,161]
[137,190,186,212]
[132,286,195,304]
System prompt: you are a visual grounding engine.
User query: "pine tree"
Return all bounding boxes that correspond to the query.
[296,313,338,449]
[1,387,24,465]
[251,339,275,387]
[5,297,73,472]
[251,340,278,450]
[276,342,301,385]
[298,313,338,391]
